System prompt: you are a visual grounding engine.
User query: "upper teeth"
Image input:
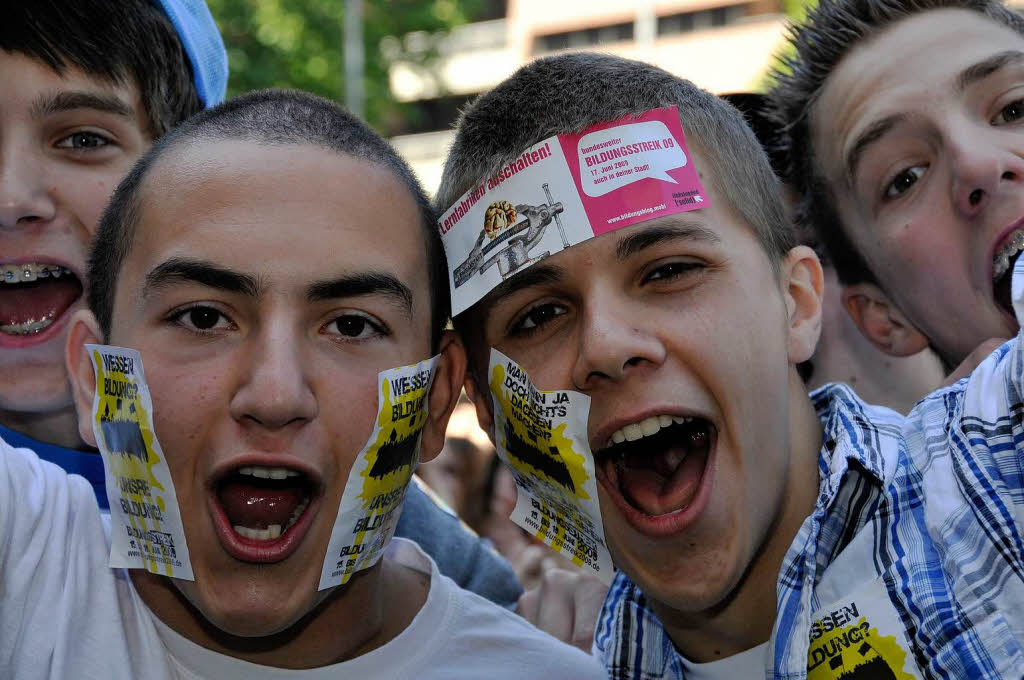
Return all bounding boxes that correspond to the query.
[1,263,72,284]
[608,415,691,446]
[994,230,1024,281]
[238,465,300,480]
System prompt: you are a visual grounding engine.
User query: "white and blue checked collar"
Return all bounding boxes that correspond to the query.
[593,383,906,680]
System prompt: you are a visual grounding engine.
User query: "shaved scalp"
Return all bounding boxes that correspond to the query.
[437,53,794,270]
[90,89,449,348]
[768,0,1024,286]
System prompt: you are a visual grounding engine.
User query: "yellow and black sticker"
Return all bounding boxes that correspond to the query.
[808,579,923,680]
[318,356,439,589]
[88,345,193,580]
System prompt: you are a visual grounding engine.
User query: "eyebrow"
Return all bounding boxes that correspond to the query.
[143,258,261,299]
[476,262,566,325]
[956,49,1024,93]
[30,90,135,119]
[306,272,414,316]
[845,113,906,182]
[615,220,721,260]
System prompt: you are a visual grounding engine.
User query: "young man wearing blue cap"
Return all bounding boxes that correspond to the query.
[0,0,521,607]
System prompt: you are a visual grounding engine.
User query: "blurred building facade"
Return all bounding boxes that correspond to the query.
[388,0,788,195]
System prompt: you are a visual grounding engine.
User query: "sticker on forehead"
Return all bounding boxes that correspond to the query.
[488,349,614,584]
[319,355,440,589]
[440,106,709,315]
[87,345,194,580]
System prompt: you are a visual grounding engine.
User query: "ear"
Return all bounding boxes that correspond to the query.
[464,367,496,447]
[781,245,825,364]
[65,309,104,448]
[419,331,468,464]
[841,282,930,357]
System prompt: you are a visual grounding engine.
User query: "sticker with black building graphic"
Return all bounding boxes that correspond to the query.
[318,355,439,589]
[488,349,613,584]
[88,344,194,580]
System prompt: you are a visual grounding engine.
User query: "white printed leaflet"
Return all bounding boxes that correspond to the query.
[87,344,194,580]
[439,106,709,315]
[488,349,613,584]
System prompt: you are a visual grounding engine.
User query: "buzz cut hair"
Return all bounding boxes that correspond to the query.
[768,0,1024,287]
[437,52,794,269]
[89,89,449,349]
[437,52,795,374]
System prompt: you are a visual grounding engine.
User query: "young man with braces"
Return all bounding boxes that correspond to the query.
[0,0,522,607]
[0,88,604,677]
[439,52,1024,678]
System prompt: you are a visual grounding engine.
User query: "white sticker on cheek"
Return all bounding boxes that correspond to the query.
[86,345,194,581]
[487,348,614,584]
[318,355,440,590]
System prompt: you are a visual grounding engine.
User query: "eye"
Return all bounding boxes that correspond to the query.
[883,166,925,200]
[322,313,387,340]
[993,99,1024,125]
[54,131,112,150]
[169,305,233,333]
[643,260,702,284]
[508,302,568,335]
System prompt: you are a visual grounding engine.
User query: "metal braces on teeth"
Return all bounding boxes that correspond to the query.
[994,231,1024,281]
[1,264,72,284]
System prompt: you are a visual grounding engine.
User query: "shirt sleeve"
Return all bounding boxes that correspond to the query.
[394,477,523,608]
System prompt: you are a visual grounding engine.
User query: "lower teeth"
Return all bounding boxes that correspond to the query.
[0,317,55,335]
[232,497,310,541]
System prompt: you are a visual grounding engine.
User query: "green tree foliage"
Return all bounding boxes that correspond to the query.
[206,0,482,133]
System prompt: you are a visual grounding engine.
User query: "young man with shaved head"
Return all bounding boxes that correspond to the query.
[0,0,522,608]
[440,52,1024,678]
[0,89,602,677]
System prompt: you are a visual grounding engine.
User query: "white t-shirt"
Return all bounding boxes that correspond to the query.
[0,438,605,679]
[678,642,768,680]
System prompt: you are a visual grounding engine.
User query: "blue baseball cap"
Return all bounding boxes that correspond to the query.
[156,0,228,107]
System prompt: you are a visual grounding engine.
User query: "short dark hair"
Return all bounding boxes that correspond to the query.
[437,53,794,372]
[768,0,1024,286]
[1,0,203,138]
[89,89,450,349]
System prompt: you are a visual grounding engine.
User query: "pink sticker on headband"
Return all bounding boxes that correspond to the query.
[439,106,709,315]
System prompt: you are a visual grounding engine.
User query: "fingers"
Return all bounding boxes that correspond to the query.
[516,567,611,652]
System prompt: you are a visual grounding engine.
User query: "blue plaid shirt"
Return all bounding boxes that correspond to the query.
[595,329,1024,678]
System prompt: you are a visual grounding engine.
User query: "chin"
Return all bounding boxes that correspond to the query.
[176,573,323,638]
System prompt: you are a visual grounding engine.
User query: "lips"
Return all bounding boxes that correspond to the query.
[595,415,715,537]
[0,262,83,343]
[210,464,320,563]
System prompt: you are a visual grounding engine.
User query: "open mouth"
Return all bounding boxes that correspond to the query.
[992,230,1024,318]
[595,414,715,536]
[0,262,83,340]
[210,464,320,563]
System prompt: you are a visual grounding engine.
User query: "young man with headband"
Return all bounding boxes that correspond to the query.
[769,0,1024,380]
[438,52,1024,678]
[0,89,603,677]
[0,0,522,607]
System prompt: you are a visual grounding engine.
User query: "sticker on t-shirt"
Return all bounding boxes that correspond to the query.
[319,356,439,589]
[439,106,710,315]
[87,345,194,580]
[488,349,614,584]
[807,577,923,679]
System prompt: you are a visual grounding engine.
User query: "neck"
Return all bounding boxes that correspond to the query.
[654,370,822,662]
[132,556,428,668]
[0,405,84,449]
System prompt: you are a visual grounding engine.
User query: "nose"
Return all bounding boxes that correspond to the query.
[570,295,667,391]
[229,324,318,431]
[0,144,58,229]
[948,130,1024,217]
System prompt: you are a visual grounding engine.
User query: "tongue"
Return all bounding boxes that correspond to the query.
[617,445,707,516]
[0,277,82,326]
[218,480,306,529]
